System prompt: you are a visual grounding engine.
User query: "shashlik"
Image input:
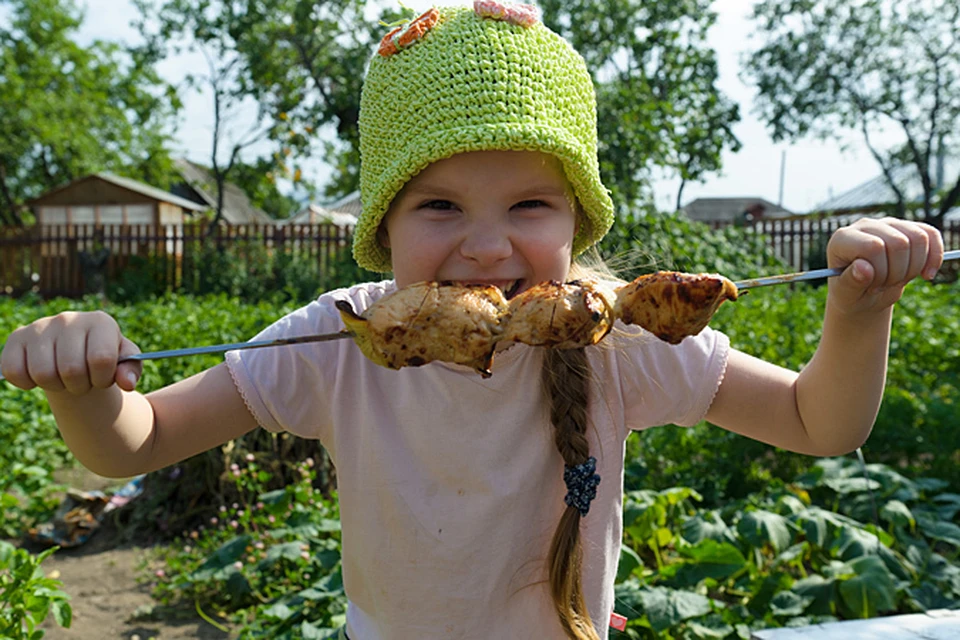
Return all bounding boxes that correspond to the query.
[336,271,738,374]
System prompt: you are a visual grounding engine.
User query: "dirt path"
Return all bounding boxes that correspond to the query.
[37,531,229,640]
[21,468,232,639]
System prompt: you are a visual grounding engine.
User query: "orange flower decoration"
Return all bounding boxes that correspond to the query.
[378,8,441,57]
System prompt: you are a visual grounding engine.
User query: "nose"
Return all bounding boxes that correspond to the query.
[459,222,513,266]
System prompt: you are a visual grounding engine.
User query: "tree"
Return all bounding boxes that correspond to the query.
[538,0,741,214]
[230,158,303,220]
[135,0,388,210]
[745,0,960,229]
[0,0,179,226]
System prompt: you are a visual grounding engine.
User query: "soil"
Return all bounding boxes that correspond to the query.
[16,468,234,640]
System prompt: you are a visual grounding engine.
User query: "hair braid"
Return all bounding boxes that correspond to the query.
[542,347,600,640]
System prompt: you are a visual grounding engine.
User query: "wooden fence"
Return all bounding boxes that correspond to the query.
[1,217,958,298]
[709,215,960,272]
[0,223,357,298]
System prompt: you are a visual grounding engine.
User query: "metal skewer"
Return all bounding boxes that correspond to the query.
[733,249,960,290]
[1,250,958,383]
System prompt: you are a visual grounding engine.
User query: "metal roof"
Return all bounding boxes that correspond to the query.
[174,158,275,224]
[681,197,794,222]
[815,159,960,217]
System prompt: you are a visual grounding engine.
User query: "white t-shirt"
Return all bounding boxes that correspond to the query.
[225,280,729,640]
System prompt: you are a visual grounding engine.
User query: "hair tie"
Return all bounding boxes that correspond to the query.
[563,456,601,517]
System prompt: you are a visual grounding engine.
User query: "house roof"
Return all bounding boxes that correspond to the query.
[814,159,960,217]
[173,158,275,224]
[681,197,794,222]
[286,191,361,226]
[29,173,208,211]
[287,204,359,226]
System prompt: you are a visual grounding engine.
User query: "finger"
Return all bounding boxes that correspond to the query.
[919,223,945,279]
[115,336,143,392]
[26,324,65,392]
[0,336,36,390]
[830,227,888,288]
[860,225,911,288]
[55,326,92,395]
[87,320,122,390]
[882,219,933,283]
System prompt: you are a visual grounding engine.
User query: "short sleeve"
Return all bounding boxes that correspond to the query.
[617,326,730,432]
[224,280,395,445]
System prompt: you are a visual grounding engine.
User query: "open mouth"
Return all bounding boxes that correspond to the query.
[449,279,524,300]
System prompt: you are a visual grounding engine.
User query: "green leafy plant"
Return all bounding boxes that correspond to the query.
[0,542,72,639]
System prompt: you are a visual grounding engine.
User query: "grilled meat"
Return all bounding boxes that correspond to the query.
[335,281,509,377]
[614,271,738,344]
[501,279,616,349]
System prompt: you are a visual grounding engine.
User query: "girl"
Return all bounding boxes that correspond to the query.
[0,4,944,639]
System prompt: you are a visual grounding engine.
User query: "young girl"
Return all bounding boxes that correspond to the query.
[0,4,945,639]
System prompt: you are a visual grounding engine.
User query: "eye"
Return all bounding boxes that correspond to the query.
[514,199,549,210]
[421,199,456,210]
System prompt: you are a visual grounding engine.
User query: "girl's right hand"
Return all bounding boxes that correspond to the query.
[0,311,142,394]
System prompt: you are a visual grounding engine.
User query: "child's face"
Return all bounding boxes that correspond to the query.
[381,150,578,297]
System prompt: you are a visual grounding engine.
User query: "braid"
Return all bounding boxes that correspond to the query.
[542,348,600,640]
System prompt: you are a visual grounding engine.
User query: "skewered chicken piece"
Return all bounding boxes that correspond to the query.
[500,279,616,349]
[335,281,509,377]
[614,271,738,344]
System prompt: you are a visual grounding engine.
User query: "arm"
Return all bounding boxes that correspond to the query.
[706,218,944,457]
[45,363,258,478]
[1,311,258,478]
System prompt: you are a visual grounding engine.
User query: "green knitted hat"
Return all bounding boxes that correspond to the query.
[353,3,615,272]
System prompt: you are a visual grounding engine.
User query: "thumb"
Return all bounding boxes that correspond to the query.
[829,258,875,308]
[115,336,143,391]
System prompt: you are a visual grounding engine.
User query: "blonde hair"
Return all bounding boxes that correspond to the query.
[539,255,622,640]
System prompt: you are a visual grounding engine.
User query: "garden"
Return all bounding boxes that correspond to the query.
[2,213,960,639]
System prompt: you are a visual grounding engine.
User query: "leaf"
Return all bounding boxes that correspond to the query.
[908,582,960,611]
[685,613,734,639]
[791,575,838,616]
[616,545,641,584]
[880,500,914,528]
[681,511,735,545]
[265,541,308,564]
[823,477,881,494]
[638,586,714,632]
[770,591,813,617]
[737,510,794,552]
[837,556,897,619]
[672,539,747,586]
[51,599,72,628]
[833,526,883,560]
[917,517,960,546]
[189,535,251,581]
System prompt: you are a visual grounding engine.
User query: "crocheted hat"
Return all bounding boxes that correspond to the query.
[353,2,615,272]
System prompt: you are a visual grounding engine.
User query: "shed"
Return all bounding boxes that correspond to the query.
[286,191,361,226]
[682,197,794,224]
[29,173,208,226]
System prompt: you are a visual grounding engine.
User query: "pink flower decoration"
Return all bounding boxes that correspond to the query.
[474,1,539,27]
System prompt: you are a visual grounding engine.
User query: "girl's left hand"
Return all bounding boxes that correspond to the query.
[826,217,944,316]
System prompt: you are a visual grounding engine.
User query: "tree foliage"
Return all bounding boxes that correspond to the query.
[745,0,960,228]
[538,0,741,213]
[0,0,180,226]
[135,0,393,204]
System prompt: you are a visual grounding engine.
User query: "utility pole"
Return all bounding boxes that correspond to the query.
[778,150,786,206]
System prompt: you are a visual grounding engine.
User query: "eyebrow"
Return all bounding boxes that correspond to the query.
[402,183,571,199]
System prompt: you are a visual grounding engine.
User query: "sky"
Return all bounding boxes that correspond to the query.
[66,0,904,213]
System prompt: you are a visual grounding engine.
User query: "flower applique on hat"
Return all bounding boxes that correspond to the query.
[473,1,539,27]
[378,7,441,57]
